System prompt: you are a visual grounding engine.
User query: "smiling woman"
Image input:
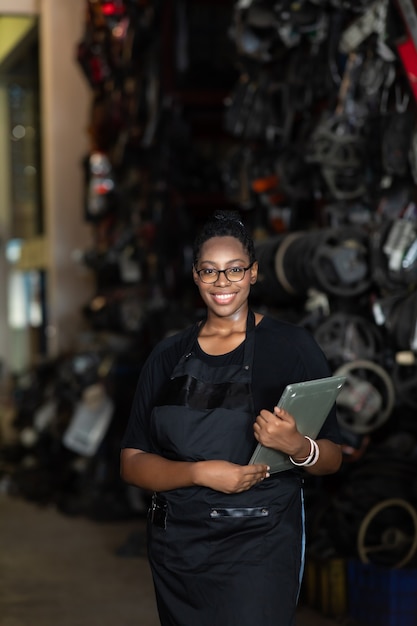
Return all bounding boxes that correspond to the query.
[120,210,343,626]
[193,233,257,323]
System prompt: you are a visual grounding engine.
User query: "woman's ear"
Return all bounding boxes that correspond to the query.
[250,261,258,285]
[192,265,199,285]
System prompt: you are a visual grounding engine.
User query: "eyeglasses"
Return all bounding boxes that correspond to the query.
[195,263,254,284]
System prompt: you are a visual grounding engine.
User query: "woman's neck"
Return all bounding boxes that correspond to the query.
[197,309,262,356]
[201,307,250,338]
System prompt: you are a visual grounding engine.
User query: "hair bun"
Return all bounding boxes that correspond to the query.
[192,209,255,265]
[214,210,244,227]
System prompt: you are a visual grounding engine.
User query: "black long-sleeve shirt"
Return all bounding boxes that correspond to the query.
[122,314,341,452]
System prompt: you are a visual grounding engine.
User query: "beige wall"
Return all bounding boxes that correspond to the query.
[39,0,94,356]
[0,0,94,367]
[0,0,39,13]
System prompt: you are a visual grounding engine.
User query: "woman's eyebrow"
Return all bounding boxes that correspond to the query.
[199,258,247,265]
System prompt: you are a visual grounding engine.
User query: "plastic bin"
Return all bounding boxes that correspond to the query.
[348,559,417,626]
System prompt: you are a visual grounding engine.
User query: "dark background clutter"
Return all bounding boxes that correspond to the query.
[1,0,417,587]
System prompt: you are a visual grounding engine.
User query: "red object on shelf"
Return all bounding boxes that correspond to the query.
[101,1,125,17]
[397,38,417,103]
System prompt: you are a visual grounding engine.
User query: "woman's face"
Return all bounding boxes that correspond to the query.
[193,236,258,318]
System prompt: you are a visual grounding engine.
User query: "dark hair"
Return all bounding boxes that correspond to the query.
[192,210,256,266]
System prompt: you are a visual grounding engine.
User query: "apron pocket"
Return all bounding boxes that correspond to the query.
[210,507,269,518]
[208,506,270,565]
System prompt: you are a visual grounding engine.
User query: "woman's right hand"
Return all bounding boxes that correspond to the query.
[193,460,270,494]
[121,449,270,493]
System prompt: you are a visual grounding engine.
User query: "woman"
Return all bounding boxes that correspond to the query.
[120,211,342,626]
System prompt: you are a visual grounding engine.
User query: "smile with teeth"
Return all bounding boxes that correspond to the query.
[211,292,236,304]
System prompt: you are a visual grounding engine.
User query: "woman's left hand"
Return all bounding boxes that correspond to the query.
[253,406,309,459]
[254,407,343,474]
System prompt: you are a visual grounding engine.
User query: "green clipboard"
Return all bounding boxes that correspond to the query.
[249,375,346,474]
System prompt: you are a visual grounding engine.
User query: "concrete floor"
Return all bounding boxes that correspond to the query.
[0,493,349,626]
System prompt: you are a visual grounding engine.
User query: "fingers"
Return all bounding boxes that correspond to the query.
[254,463,270,475]
[256,407,293,425]
[247,463,270,480]
[273,406,293,422]
[253,410,276,437]
[207,461,271,493]
[235,464,270,492]
[254,406,299,453]
[256,409,272,424]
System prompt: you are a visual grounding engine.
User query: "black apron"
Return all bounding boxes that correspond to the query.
[147,311,304,626]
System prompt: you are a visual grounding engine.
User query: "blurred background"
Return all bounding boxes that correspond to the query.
[1,2,417,625]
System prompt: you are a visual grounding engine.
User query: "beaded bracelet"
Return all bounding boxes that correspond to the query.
[289,436,320,467]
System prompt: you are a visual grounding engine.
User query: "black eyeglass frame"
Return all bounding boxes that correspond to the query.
[194,263,254,284]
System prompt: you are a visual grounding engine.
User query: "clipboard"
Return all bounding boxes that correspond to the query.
[249,375,346,474]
